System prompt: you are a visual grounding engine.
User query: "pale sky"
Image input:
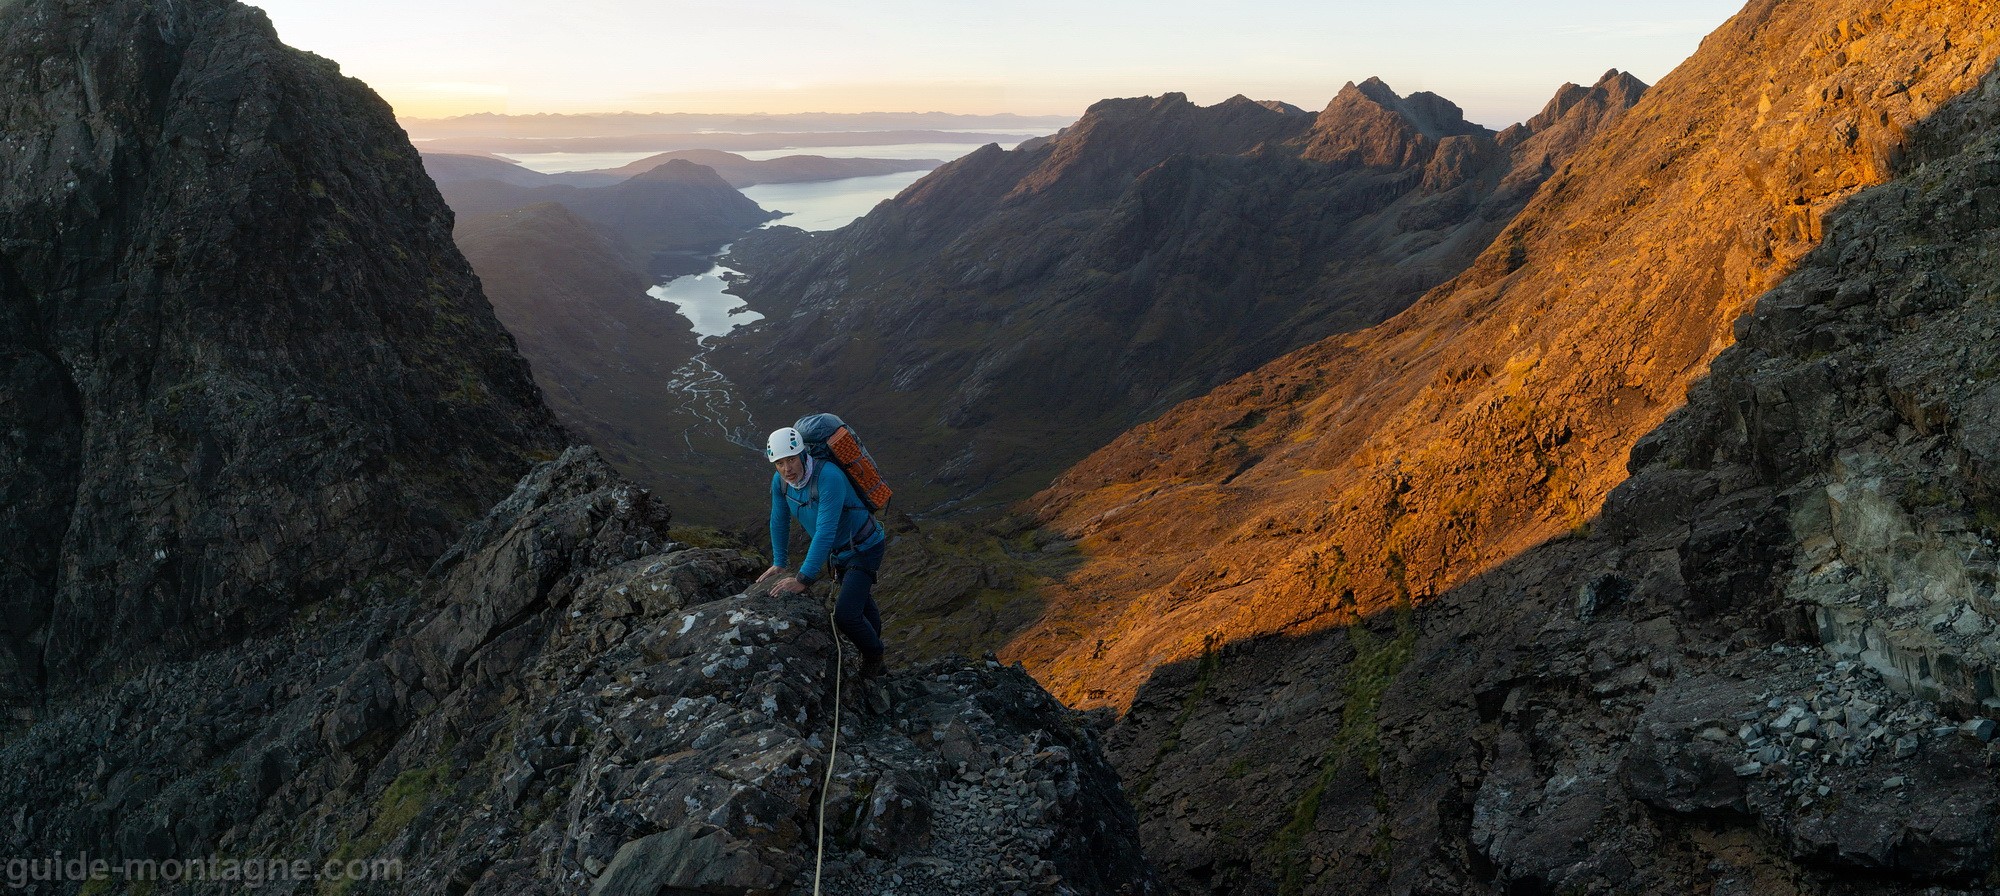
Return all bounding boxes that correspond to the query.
[247,0,1746,129]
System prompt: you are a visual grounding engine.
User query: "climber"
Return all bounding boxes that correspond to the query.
[756,426,890,678]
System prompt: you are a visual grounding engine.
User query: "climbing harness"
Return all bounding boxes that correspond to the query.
[812,602,842,896]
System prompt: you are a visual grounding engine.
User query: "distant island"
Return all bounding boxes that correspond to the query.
[412,129,1057,155]
[422,149,943,189]
[400,109,1075,139]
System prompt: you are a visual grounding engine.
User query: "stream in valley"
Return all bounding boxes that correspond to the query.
[646,167,936,453]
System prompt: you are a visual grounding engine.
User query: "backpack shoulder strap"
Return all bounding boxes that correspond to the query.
[784,471,819,509]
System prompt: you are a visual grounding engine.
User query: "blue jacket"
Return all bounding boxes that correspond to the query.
[770,461,885,584]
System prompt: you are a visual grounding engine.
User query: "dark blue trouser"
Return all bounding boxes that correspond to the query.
[831,541,886,657]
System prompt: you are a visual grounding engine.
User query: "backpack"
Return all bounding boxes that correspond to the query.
[794,413,893,513]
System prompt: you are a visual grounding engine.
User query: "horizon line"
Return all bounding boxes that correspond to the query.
[399,109,1081,122]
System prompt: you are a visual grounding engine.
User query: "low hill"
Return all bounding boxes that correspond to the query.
[438,159,777,275]
[418,152,554,187]
[567,150,943,188]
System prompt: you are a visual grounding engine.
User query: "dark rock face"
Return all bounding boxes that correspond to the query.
[438,158,778,275]
[715,76,1643,510]
[0,0,564,709]
[0,449,1153,895]
[1104,55,2000,896]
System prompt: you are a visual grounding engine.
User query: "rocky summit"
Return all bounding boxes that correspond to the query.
[0,449,1152,896]
[0,0,565,712]
[714,73,1643,511]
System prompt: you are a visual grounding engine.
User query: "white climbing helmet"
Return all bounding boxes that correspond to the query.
[765,427,806,462]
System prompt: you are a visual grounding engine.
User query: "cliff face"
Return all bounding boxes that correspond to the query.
[0,0,565,709]
[1108,58,2000,895]
[714,77,1642,511]
[1015,0,2000,711]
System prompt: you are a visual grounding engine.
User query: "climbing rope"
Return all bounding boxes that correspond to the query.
[812,603,842,896]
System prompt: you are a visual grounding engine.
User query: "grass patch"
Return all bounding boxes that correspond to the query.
[1976,499,2000,539]
[667,525,742,550]
[319,761,449,895]
[1269,602,1417,895]
[873,513,1076,660]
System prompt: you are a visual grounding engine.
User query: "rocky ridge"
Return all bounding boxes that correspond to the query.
[714,74,1643,511]
[0,0,565,712]
[1015,0,2000,711]
[1095,17,2000,896]
[2,449,1153,895]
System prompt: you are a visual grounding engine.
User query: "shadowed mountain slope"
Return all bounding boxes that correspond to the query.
[715,75,1643,512]
[452,203,757,519]
[1012,0,2000,711]
[0,0,565,709]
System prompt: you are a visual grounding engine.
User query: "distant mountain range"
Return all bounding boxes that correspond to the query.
[422,149,943,190]
[414,129,1050,155]
[712,74,1644,512]
[402,110,1075,139]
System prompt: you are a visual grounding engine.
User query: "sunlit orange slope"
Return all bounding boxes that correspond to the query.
[1008,0,2000,710]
